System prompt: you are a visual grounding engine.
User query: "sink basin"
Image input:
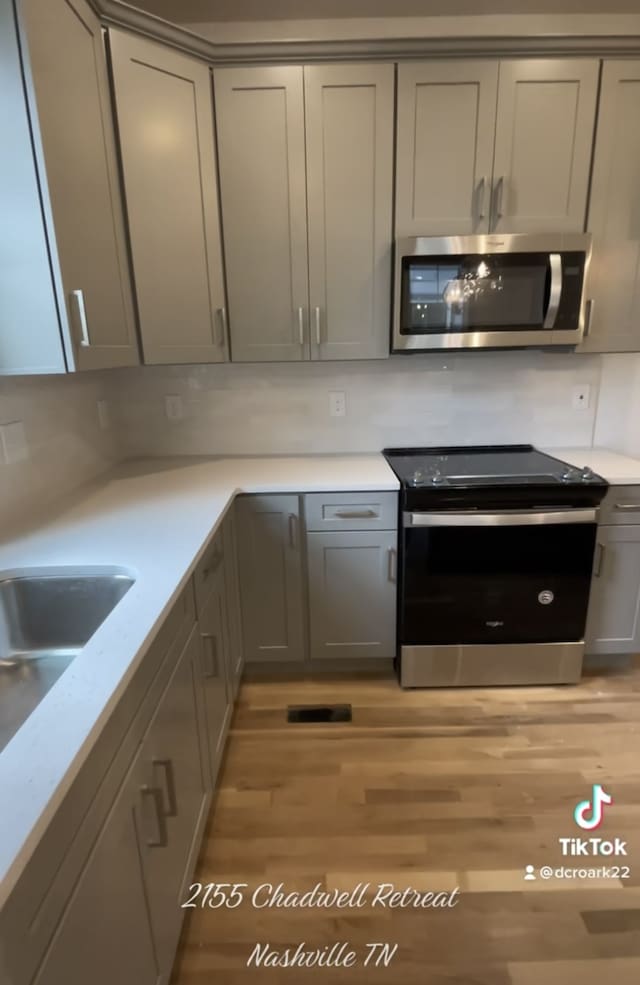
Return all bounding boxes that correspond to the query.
[0,570,134,753]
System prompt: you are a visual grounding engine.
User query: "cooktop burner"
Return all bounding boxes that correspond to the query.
[383,444,608,509]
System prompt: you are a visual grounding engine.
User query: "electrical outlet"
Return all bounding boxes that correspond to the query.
[572,384,591,411]
[165,394,184,421]
[97,399,110,431]
[0,421,29,464]
[329,391,346,418]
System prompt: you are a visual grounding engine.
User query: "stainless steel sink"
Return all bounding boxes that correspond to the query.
[0,571,134,753]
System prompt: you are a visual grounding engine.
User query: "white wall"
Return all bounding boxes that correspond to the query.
[110,350,603,457]
[595,353,640,458]
[0,373,120,532]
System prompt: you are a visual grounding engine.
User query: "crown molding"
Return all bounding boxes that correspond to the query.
[96,0,640,62]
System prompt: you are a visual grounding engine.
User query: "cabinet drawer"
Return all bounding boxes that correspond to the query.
[305,492,397,531]
[598,486,640,526]
[194,529,225,614]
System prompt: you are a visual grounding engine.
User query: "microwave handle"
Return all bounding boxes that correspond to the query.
[543,253,563,329]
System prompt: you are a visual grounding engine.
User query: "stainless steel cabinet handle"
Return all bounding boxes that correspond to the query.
[334,509,378,519]
[201,633,219,678]
[615,503,640,512]
[216,307,228,347]
[314,306,322,345]
[140,785,168,847]
[153,758,178,817]
[477,176,488,220]
[387,547,397,583]
[593,542,605,578]
[492,175,505,226]
[584,298,595,338]
[202,549,223,580]
[288,513,298,549]
[70,289,90,347]
[297,307,305,346]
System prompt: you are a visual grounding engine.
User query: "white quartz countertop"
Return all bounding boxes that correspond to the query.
[544,447,640,485]
[0,454,398,906]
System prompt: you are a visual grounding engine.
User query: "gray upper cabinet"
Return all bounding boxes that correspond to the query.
[17,0,138,371]
[0,0,65,375]
[109,31,227,365]
[396,58,598,238]
[32,755,157,985]
[214,66,309,363]
[580,61,640,353]
[491,59,598,234]
[305,64,394,359]
[236,495,306,662]
[214,63,394,362]
[307,529,397,661]
[586,523,640,656]
[395,61,499,237]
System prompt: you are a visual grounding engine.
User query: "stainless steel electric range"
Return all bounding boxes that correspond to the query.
[382,445,608,688]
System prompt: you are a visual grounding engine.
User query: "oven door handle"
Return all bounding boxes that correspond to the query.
[543,253,563,329]
[403,509,598,527]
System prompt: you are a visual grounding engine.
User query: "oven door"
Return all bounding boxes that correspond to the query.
[400,509,598,646]
[392,235,589,352]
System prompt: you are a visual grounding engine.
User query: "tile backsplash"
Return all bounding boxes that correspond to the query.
[110,350,604,457]
[0,373,119,532]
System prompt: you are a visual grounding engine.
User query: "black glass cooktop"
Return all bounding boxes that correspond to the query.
[383,444,608,508]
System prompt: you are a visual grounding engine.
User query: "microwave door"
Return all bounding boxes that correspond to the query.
[543,253,563,329]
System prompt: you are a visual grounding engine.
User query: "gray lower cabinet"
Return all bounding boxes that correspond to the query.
[580,60,640,353]
[307,529,397,660]
[108,30,228,365]
[198,568,233,779]
[31,755,157,985]
[586,524,640,656]
[236,495,306,662]
[135,626,210,981]
[223,509,245,696]
[15,0,138,371]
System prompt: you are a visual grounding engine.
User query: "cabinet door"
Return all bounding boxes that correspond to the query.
[491,59,598,234]
[586,525,640,655]
[33,758,157,985]
[199,570,232,779]
[305,63,393,360]
[0,0,65,375]
[223,509,244,697]
[136,627,209,979]
[236,495,305,662]
[395,61,499,237]
[109,31,227,365]
[581,61,640,353]
[307,529,397,660]
[19,0,138,370]
[214,66,309,362]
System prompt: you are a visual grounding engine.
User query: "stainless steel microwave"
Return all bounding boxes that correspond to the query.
[393,233,591,352]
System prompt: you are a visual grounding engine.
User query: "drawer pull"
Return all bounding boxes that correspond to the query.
[593,542,605,578]
[70,289,91,347]
[202,549,223,580]
[614,503,640,512]
[141,785,168,848]
[334,509,378,519]
[153,758,178,817]
[201,633,219,678]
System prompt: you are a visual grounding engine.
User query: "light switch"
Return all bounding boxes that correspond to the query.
[0,421,29,464]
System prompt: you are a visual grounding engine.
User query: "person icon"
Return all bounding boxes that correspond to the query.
[524,865,536,881]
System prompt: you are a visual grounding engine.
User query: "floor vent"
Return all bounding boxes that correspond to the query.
[287,704,352,724]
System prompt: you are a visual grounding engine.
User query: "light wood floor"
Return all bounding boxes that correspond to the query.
[172,659,640,985]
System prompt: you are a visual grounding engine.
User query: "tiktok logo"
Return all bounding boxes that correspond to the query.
[573,784,613,831]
